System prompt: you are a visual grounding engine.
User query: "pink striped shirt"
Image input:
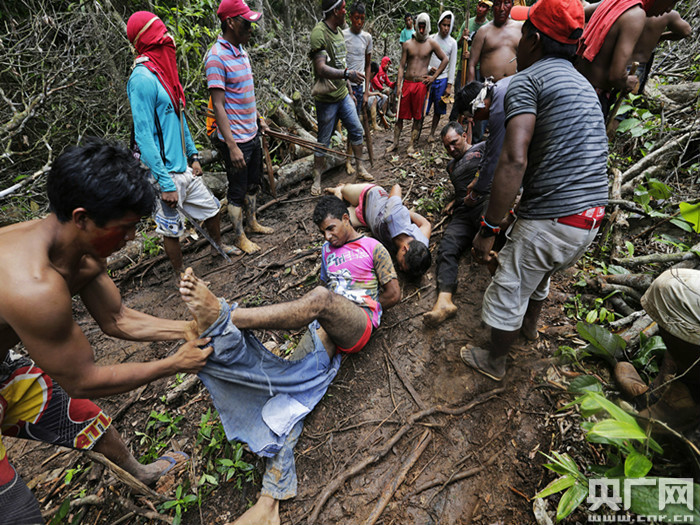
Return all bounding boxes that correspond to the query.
[205,36,258,143]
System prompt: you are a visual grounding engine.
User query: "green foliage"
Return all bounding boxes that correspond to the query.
[141,231,163,256]
[576,321,626,367]
[616,95,658,138]
[679,201,700,233]
[414,184,446,216]
[564,296,617,326]
[161,484,198,525]
[136,409,184,463]
[537,391,664,521]
[630,333,666,383]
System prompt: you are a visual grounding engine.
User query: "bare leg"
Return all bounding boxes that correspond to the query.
[460,328,519,381]
[179,268,222,334]
[429,111,440,142]
[423,291,458,327]
[163,236,184,275]
[227,495,279,525]
[93,426,174,486]
[231,286,368,350]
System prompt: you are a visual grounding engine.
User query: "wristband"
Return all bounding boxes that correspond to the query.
[480,216,500,232]
[188,154,200,164]
[343,68,348,80]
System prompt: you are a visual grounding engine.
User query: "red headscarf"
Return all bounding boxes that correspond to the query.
[578,0,655,62]
[127,11,186,111]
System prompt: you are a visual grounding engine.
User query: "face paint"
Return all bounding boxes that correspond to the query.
[414,13,431,42]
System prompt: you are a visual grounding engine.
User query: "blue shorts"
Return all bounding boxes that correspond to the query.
[426,77,449,116]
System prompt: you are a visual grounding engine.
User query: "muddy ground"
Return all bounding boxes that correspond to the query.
[8,121,596,525]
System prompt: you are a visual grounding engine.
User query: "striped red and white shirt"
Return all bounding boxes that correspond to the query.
[205,36,258,144]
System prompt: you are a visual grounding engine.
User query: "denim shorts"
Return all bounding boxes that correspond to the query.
[315,94,364,156]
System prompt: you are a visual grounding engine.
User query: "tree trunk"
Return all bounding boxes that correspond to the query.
[276,154,344,191]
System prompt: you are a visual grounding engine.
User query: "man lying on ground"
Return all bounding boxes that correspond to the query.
[180,195,400,525]
[326,183,432,278]
[0,139,212,523]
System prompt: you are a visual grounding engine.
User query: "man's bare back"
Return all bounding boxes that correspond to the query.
[468,19,522,82]
[577,7,646,93]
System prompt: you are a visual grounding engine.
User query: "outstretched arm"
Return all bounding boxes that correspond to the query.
[661,11,692,41]
[6,272,210,399]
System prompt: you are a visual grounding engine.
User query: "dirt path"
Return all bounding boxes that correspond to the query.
[7,120,576,524]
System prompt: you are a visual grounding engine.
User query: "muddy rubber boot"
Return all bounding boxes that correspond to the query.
[406,128,419,155]
[227,203,259,254]
[345,142,355,175]
[351,143,373,181]
[370,103,380,131]
[386,126,401,153]
[244,193,274,235]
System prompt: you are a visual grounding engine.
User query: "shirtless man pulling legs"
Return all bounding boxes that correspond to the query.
[388,12,448,155]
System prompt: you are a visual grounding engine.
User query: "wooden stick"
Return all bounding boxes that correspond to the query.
[384,343,426,410]
[261,134,277,197]
[363,429,432,525]
[308,386,506,523]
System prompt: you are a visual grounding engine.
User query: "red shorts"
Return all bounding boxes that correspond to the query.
[336,308,373,354]
[399,80,428,121]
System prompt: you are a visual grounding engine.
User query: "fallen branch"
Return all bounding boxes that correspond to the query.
[409,448,502,497]
[308,386,506,523]
[384,343,427,410]
[115,495,173,523]
[613,247,700,267]
[363,429,432,525]
[620,131,697,184]
[41,494,104,520]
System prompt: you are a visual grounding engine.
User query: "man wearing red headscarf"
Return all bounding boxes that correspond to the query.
[576,0,678,116]
[127,12,239,277]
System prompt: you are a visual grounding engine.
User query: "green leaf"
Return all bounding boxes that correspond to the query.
[606,265,629,275]
[556,483,589,521]
[624,451,653,478]
[576,322,625,366]
[568,375,603,393]
[628,479,700,523]
[618,118,641,134]
[625,241,635,257]
[162,500,179,509]
[670,217,694,232]
[586,310,598,323]
[589,419,648,441]
[535,475,576,498]
[679,201,700,232]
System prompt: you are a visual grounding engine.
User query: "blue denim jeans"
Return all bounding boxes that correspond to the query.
[315,94,364,157]
[198,299,341,458]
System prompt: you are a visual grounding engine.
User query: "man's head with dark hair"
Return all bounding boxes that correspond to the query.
[349,2,365,15]
[441,121,471,159]
[313,195,357,248]
[400,240,431,279]
[47,138,155,227]
[450,80,485,120]
[322,0,346,20]
[520,19,578,64]
[404,12,413,28]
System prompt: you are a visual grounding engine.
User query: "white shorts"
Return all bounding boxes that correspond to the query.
[153,167,221,238]
[481,217,599,331]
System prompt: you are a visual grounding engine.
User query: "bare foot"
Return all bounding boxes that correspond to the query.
[247,221,274,235]
[311,182,322,196]
[406,143,415,155]
[180,268,221,333]
[237,234,261,254]
[227,495,280,525]
[423,294,458,327]
[345,161,356,175]
[386,141,399,153]
[210,243,242,258]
